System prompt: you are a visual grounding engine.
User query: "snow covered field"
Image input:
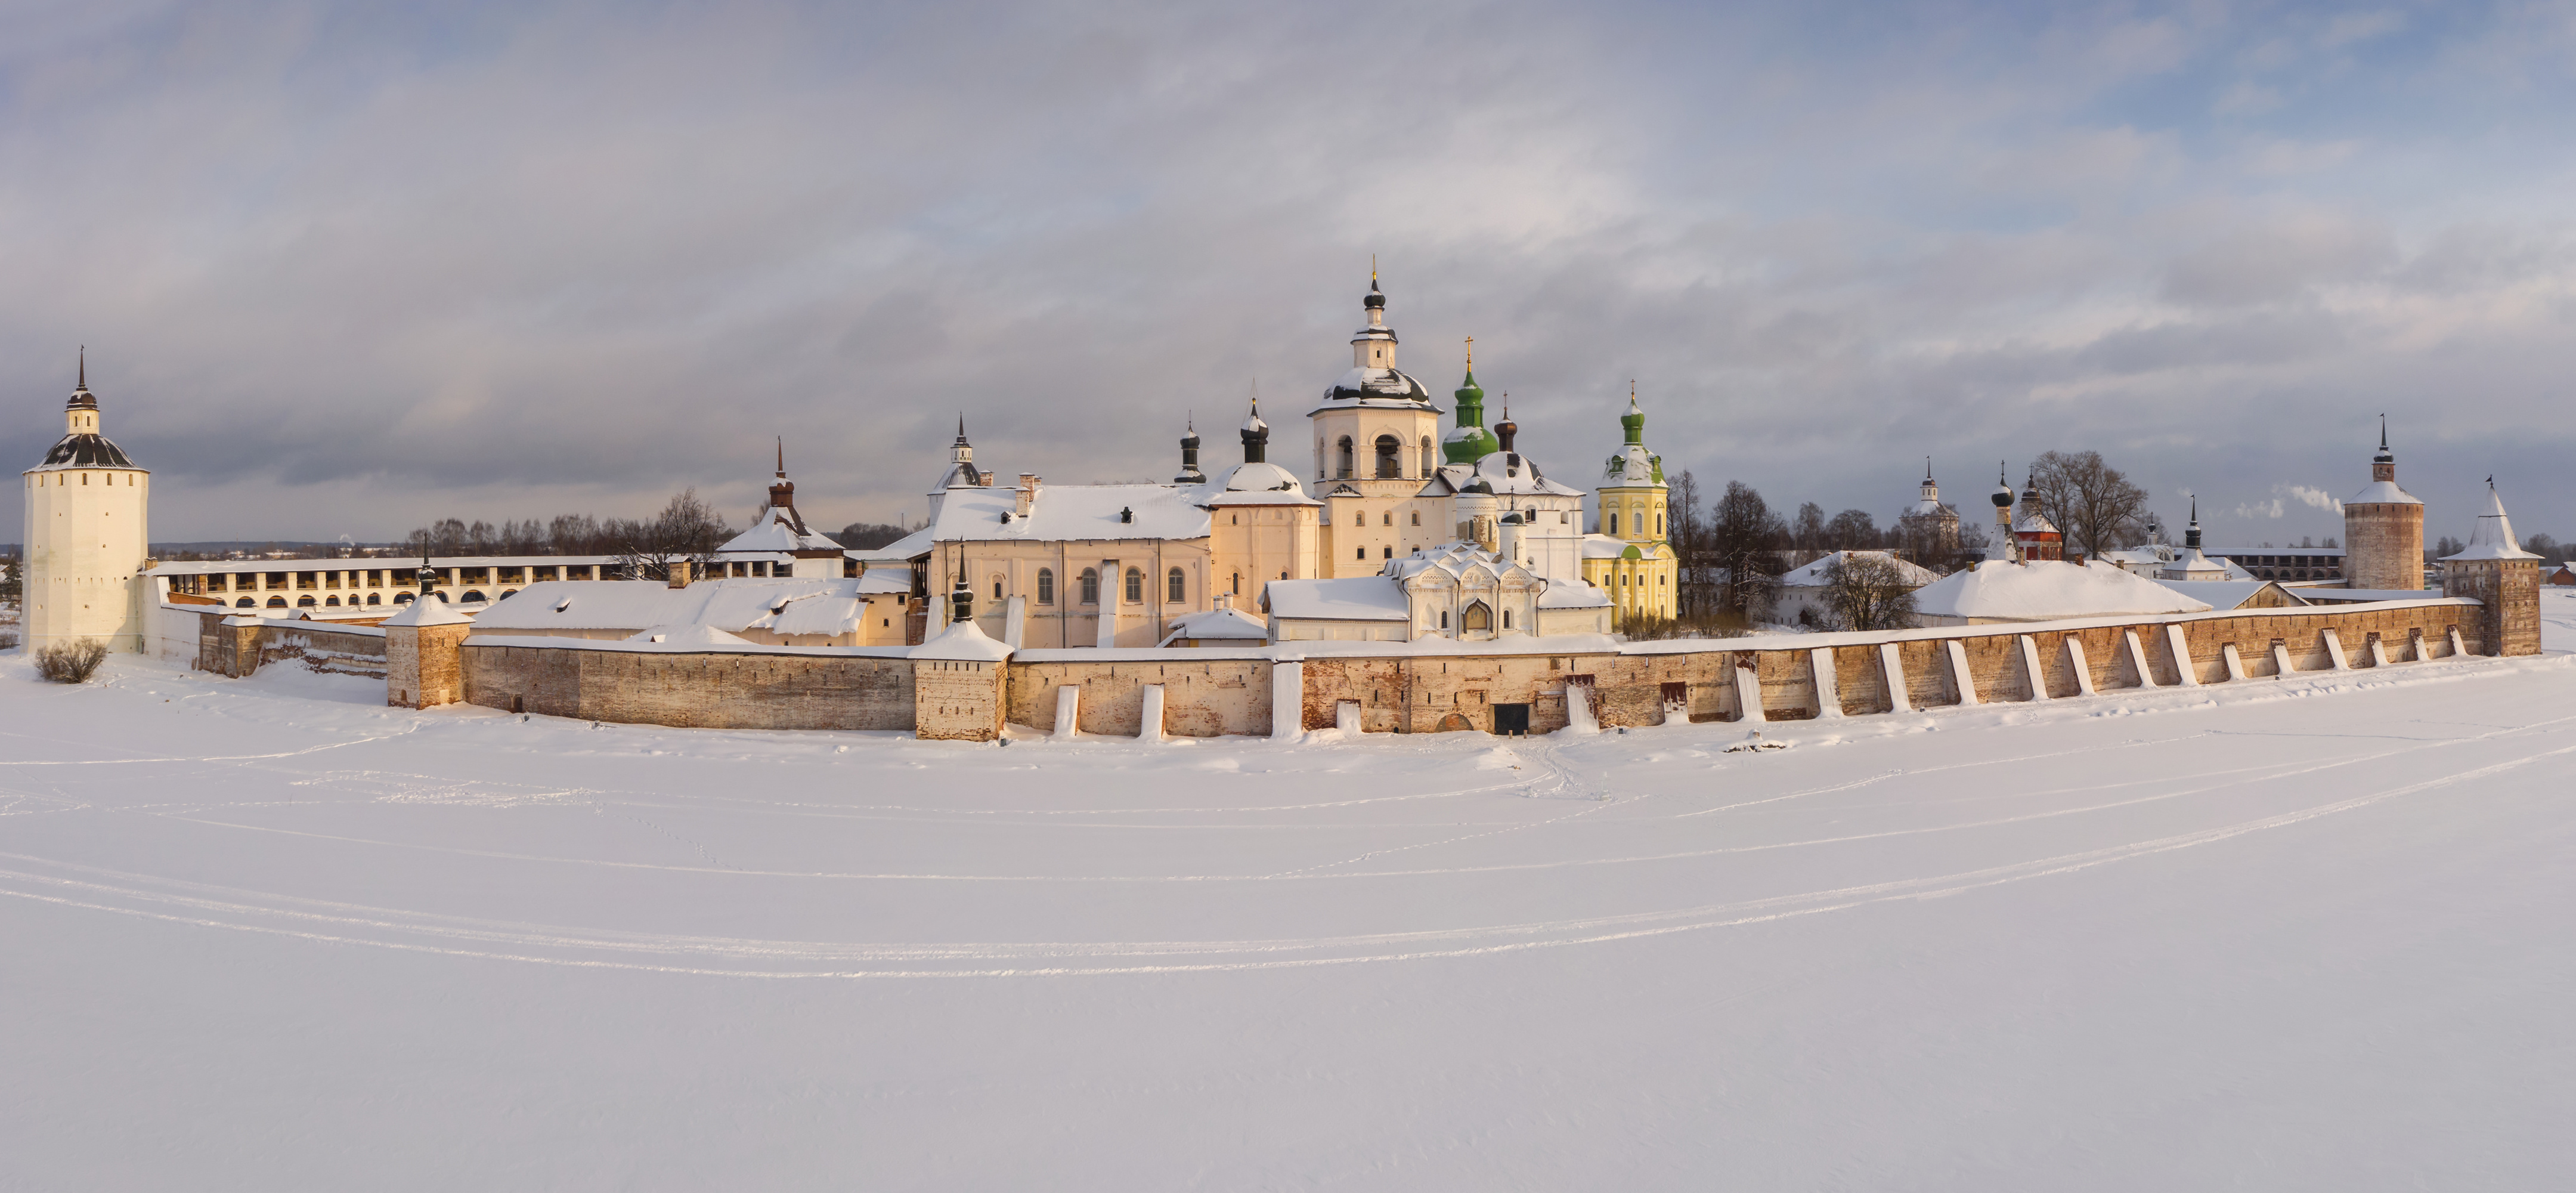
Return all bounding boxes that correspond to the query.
[7,592,2576,1189]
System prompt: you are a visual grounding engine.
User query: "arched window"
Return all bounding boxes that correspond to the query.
[1380,511,1392,526]
[1374,434,1401,478]
[366,594,380,605]
[1608,513,1620,534]
[1079,568,1100,605]
[1463,601,1492,632]
[297,595,316,607]
[236,597,255,608]
[1231,571,1241,595]
[1420,435,1433,467]
[460,591,487,603]
[1336,436,1354,478]
[500,589,516,599]
[1123,567,1143,603]
[324,596,340,606]
[268,596,287,608]
[1657,514,1665,534]
[392,592,413,605]
[1036,568,1055,605]
[1503,610,1512,629]
[1167,567,1185,602]
[1440,610,1450,629]
[1356,546,1367,561]
[991,576,1004,600]
[1382,546,1393,558]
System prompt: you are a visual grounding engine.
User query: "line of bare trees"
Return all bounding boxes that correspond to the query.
[405,489,735,582]
[1662,450,2163,623]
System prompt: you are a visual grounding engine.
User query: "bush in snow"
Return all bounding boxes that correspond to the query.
[36,639,109,684]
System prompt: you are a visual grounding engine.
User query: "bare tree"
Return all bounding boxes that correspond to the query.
[617,489,734,582]
[835,523,914,550]
[1668,469,1710,616]
[1791,502,1827,555]
[1820,554,1921,631]
[1712,481,1788,615]
[2029,450,2150,561]
[1823,508,1880,551]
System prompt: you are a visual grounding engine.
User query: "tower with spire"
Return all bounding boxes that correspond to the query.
[1896,458,1961,564]
[23,348,154,652]
[1583,385,1677,623]
[2343,416,2425,590]
[2439,478,2543,655]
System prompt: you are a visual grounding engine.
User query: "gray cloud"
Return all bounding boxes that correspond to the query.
[4,0,2573,552]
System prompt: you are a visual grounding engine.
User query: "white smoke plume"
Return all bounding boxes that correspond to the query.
[2236,498,2286,519]
[2281,484,2344,514]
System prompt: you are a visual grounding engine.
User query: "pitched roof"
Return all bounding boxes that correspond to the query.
[1912,560,2212,621]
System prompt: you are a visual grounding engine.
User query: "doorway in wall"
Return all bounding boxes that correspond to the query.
[1493,703,1531,735]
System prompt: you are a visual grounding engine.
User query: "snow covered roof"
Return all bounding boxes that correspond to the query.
[470,577,869,637]
[1775,551,1940,589]
[2444,483,2541,561]
[1203,462,1320,507]
[931,480,1212,543]
[1911,560,2212,622]
[911,619,1013,661]
[2346,478,2421,506]
[1436,452,1583,499]
[2150,580,2304,610]
[717,505,841,554]
[1263,577,1411,622]
[850,527,935,564]
[1581,534,1640,560]
[854,571,912,595]
[1538,580,1612,608]
[1160,605,1271,642]
[627,624,753,648]
[379,594,473,627]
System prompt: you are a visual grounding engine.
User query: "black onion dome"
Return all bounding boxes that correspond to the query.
[40,432,137,469]
[1325,368,1432,403]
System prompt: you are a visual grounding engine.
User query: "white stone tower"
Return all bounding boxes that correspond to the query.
[22,351,152,652]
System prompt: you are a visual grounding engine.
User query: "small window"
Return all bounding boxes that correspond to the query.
[1381,511,1392,527]
[1657,514,1665,534]
[1503,610,1512,629]
[1231,571,1241,595]
[1608,514,1620,534]
[1357,546,1367,560]
[236,597,254,608]
[1411,511,1420,526]
[1337,437,1355,478]
[1123,567,1143,603]
[1167,567,1185,603]
[267,596,287,608]
[393,592,413,604]
[1079,568,1100,605]
[1374,434,1401,478]
[1441,610,1450,629]
[366,594,380,605]
[461,591,487,603]
[297,595,316,607]
[991,576,1004,599]
[1037,567,1055,605]
[325,596,340,606]
[1382,546,1393,558]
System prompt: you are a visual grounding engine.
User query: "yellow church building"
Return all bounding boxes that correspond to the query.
[1581,389,1677,624]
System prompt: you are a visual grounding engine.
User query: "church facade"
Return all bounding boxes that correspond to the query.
[915,277,1650,647]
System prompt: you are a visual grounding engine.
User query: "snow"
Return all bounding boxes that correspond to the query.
[1775,550,1941,589]
[473,578,866,638]
[714,505,841,554]
[849,526,935,564]
[1262,576,1411,621]
[930,480,1213,542]
[7,592,2576,1187]
[1914,559,2212,622]
[911,617,1013,660]
[375,592,472,626]
[627,623,754,648]
[2347,478,2422,506]
[1159,605,1270,642]
[2148,579,2298,609]
[2445,484,2541,561]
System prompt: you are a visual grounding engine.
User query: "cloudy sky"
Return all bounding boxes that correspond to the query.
[5,0,2572,548]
